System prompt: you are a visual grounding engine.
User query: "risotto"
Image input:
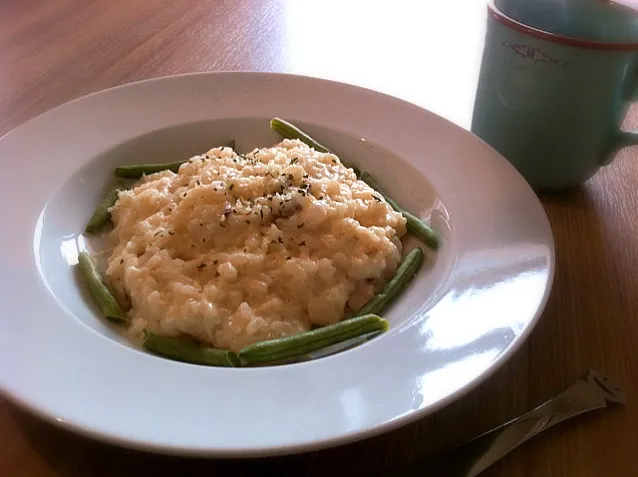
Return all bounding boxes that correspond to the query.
[103,139,407,352]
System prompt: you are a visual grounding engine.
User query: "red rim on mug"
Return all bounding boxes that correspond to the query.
[488,1,638,51]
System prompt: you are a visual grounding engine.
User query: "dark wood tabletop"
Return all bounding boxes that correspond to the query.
[2,1,637,476]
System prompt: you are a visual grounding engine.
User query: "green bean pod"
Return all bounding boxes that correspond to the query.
[355,248,424,317]
[84,180,126,234]
[238,314,388,366]
[270,117,331,153]
[361,172,439,250]
[114,160,188,178]
[269,117,361,177]
[77,251,128,322]
[143,332,240,367]
[114,140,236,179]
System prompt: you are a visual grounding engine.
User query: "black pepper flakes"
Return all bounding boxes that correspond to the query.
[213,260,219,265]
[168,231,175,236]
[245,220,250,224]
[220,223,227,228]
[278,237,283,244]
[299,240,306,246]
[229,184,235,191]
[297,223,305,229]
[197,263,206,269]
[120,258,124,264]
[199,222,204,227]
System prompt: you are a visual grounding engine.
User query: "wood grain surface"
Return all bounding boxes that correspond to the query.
[1,1,637,476]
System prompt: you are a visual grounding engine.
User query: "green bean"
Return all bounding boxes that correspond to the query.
[270,117,438,250]
[143,332,240,367]
[269,117,361,177]
[77,251,127,322]
[270,117,331,153]
[114,140,236,178]
[238,314,387,366]
[84,180,126,234]
[361,172,439,250]
[355,248,424,317]
[114,161,186,178]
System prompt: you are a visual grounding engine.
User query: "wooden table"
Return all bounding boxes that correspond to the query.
[1,1,637,475]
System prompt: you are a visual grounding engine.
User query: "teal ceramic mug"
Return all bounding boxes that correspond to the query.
[471,2,638,190]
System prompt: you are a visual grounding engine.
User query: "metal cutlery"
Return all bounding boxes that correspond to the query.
[387,370,626,477]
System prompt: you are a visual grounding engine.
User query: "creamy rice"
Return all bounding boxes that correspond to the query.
[105,139,407,352]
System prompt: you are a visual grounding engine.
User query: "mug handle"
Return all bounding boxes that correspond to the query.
[603,132,638,165]
[616,131,638,149]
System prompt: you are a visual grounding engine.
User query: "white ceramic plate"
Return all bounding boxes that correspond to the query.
[0,72,554,457]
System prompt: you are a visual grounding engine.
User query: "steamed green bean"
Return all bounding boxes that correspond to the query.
[270,117,361,176]
[114,160,188,178]
[361,172,439,251]
[355,248,424,317]
[114,140,236,178]
[270,118,439,250]
[77,251,127,322]
[84,180,126,233]
[270,117,331,153]
[143,332,240,367]
[238,314,387,366]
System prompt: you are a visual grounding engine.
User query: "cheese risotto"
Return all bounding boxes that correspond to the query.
[104,139,407,352]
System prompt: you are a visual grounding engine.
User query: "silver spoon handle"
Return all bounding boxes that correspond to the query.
[391,370,626,477]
